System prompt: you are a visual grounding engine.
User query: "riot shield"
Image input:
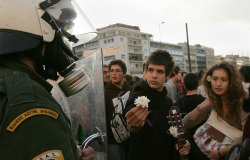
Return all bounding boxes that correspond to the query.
[66,48,107,160]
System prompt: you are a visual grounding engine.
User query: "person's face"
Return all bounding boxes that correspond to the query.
[103,67,110,83]
[146,64,168,92]
[182,73,187,80]
[211,69,229,97]
[175,71,182,81]
[109,65,125,85]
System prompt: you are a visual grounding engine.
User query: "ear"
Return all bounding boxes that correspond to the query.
[165,72,171,80]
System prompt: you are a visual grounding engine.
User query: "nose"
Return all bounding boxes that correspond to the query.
[152,71,157,78]
[216,80,222,86]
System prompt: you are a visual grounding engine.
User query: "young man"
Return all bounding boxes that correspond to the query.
[124,49,190,160]
[177,73,206,136]
[104,59,131,160]
[165,66,182,105]
[103,64,110,87]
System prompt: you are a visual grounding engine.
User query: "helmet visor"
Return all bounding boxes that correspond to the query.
[44,0,97,44]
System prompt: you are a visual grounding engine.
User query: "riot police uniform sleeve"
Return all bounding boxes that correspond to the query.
[0,72,80,160]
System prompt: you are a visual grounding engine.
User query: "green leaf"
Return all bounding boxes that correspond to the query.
[77,124,85,144]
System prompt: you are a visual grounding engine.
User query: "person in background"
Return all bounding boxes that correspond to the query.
[124,49,190,160]
[239,65,250,95]
[197,69,207,97]
[131,63,147,93]
[104,59,131,160]
[125,74,133,86]
[132,76,140,82]
[183,62,249,160]
[177,73,206,136]
[103,64,110,87]
[165,66,182,105]
[179,71,187,91]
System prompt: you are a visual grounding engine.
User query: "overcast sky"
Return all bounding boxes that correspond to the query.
[76,0,250,56]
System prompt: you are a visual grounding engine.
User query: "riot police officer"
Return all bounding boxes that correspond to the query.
[0,0,96,159]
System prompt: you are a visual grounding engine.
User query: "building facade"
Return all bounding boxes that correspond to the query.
[216,55,250,68]
[150,41,185,72]
[73,23,217,77]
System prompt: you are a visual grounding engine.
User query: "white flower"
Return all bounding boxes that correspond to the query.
[134,96,150,108]
[169,126,178,138]
[206,75,211,82]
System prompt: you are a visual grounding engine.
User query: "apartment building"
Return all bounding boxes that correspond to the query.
[150,41,185,71]
[73,23,152,77]
[216,55,250,68]
[73,23,216,77]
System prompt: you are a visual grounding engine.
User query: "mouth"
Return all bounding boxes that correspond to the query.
[215,88,222,92]
[150,81,158,85]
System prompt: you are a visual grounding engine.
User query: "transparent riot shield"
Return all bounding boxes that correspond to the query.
[66,48,107,160]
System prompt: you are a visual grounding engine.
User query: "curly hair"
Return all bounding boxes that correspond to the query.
[108,59,127,73]
[201,62,245,120]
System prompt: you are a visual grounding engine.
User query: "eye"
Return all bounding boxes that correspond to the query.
[222,79,228,82]
[148,68,153,72]
[157,70,164,74]
[212,77,217,81]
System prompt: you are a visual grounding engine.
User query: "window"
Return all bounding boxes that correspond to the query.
[104,55,115,61]
[121,55,125,59]
[120,38,123,42]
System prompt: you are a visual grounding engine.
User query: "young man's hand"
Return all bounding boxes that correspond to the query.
[175,140,191,156]
[125,106,149,128]
[77,146,95,160]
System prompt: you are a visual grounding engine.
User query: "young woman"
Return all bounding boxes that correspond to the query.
[183,62,249,160]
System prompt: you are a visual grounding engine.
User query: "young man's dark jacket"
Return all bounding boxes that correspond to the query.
[0,59,79,160]
[177,94,206,136]
[105,81,131,144]
[124,80,179,160]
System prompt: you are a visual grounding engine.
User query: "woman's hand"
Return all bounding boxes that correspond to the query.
[207,149,220,160]
[200,97,212,110]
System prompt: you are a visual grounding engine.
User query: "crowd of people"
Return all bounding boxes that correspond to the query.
[1,1,250,159]
[103,49,250,160]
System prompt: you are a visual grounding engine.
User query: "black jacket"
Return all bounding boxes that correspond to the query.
[105,81,131,144]
[124,81,179,160]
[177,94,206,114]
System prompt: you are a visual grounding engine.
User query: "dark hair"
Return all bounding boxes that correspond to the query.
[108,59,127,73]
[145,49,174,76]
[239,65,250,82]
[170,66,181,78]
[202,62,245,120]
[133,76,140,82]
[184,73,199,91]
[143,63,146,72]
[125,74,133,82]
[181,71,187,77]
[103,64,109,68]
[198,69,205,81]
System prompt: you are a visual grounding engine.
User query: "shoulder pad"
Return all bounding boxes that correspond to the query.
[5,71,35,107]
